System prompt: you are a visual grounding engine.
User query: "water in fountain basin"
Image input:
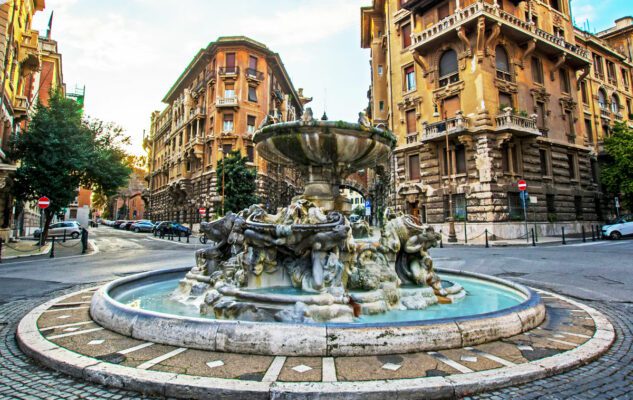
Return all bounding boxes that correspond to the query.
[112,273,526,324]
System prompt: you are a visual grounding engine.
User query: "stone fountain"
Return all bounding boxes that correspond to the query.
[173,109,465,323]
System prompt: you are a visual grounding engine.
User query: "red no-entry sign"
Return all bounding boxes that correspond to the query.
[198,207,206,215]
[38,196,50,209]
[518,180,527,191]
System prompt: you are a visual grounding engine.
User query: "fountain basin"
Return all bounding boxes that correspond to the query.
[90,266,545,356]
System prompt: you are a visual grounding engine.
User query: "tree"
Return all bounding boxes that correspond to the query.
[601,122,633,212]
[216,150,258,214]
[352,205,365,216]
[11,90,131,241]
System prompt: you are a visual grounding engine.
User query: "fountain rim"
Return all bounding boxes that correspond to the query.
[92,266,541,329]
[252,119,397,150]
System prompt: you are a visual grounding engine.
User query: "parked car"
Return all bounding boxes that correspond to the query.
[154,221,191,237]
[131,221,154,233]
[121,221,137,230]
[602,214,633,240]
[152,221,166,235]
[34,221,81,239]
[113,220,126,228]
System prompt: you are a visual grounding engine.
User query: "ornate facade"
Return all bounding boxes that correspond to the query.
[147,36,311,224]
[361,0,633,239]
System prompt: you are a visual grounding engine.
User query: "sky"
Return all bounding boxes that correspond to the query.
[31,0,631,156]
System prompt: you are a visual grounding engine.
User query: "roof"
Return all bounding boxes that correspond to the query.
[161,36,302,111]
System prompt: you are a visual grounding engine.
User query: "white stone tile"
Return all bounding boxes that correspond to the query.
[292,364,313,373]
[88,340,105,346]
[381,363,401,371]
[460,355,478,363]
[206,360,224,369]
[517,345,533,351]
[63,327,80,332]
[57,315,70,319]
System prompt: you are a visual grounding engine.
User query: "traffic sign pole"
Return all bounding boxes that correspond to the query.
[518,181,528,243]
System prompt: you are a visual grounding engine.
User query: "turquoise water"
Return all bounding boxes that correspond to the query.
[112,274,526,324]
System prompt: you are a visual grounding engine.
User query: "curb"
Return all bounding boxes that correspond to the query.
[2,242,51,260]
[16,287,615,399]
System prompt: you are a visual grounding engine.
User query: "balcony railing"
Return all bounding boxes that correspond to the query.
[614,112,623,121]
[245,68,264,81]
[13,95,29,113]
[600,108,611,119]
[411,1,590,61]
[205,70,216,82]
[495,110,540,135]
[218,66,239,76]
[422,113,470,142]
[406,133,419,144]
[216,96,239,107]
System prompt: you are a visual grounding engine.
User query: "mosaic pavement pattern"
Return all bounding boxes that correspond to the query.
[2,284,630,399]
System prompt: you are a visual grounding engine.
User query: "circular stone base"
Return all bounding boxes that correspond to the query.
[17,285,614,399]
[88,267,545,356]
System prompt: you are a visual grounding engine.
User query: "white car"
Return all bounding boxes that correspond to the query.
[34,221,82,239]
[602,214,633,240]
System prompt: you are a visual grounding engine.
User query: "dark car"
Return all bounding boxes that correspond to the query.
[171,223,192,236]
[155,222,191,237]
[153,221,172,236]
[122,221,137,230]
[131,221,154,233]
[113,220,126,229]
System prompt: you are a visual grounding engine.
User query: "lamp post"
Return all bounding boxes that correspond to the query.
[435,102,457,243]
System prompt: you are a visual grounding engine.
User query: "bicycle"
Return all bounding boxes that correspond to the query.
[199,233,208,244]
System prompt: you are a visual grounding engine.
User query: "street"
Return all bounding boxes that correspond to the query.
[1,227,631,305]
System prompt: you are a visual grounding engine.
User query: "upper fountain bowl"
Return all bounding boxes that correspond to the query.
[253,119,396,172]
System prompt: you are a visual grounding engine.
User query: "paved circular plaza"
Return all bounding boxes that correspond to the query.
[4,280,629,399]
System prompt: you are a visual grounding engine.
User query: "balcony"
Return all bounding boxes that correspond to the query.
[245,68,264,82]
[405,133,419,144]
[614,112,623,121]
[205,70,217,83]
[13,95,29,115]
[218,66,239,78]
[216,96,239,108]
[495,109,541,136]
[421,113,471,142]
[600,108,611,120]
[410,1,590,68]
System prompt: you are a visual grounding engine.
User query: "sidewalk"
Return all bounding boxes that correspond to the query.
[1,240,51,260]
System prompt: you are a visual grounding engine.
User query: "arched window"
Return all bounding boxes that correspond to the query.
[495,46,512,81]
[611,94,620,114]
[439,50,459,87]
[598,89,607,109]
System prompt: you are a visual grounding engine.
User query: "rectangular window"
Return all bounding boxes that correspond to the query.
[224,83,235,98]
[378,65,384,76]
[438,2,450,19]
[223,113,234,132]
[567,153,576,180]
[455,144,467,174]
[607,61,617,84]
[408,154,420,180]
[501,143,510,173]
[580,81,588,104]
[248,86,257,102]
[550,0,562,12]
[401,23,412,48]
[553,26,565,38]
[593,53,604,78]
[536,101,546,129]
[539,148,549,176]
[622,68,630,88]
[585,119,593,144]
[246,145,254,163]
[405,109,416,134]
[499,92,513,109]
[379,100,384,111]
[247,115,256,133]
[404,65,416,91]
[559,69,571,93]
[531,57,544,84]
[249,55,257,70]
[565,110,575,139]
[226,52,236,67]
[507,192,524,220]
[222,144,233,155]
[574,196,583,220]
[443,194,467,221]
[590,159,598,182]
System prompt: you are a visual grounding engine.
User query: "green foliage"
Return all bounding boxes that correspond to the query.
[217,150,258,214]
[352,205,365,216]
[600,122,633,211]
[10,90,131,238]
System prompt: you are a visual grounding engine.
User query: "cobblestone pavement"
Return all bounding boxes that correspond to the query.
[470,301,633,400]
[1,284,631,399]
